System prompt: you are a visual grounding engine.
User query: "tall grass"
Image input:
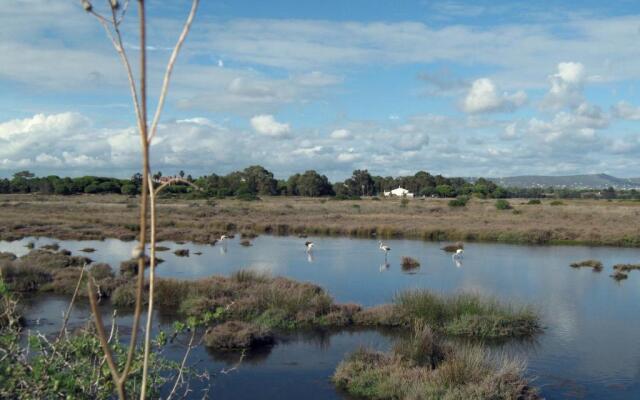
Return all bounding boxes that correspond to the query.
[395,290,540,339]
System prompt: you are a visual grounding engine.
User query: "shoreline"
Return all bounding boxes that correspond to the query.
[1,194,640,248]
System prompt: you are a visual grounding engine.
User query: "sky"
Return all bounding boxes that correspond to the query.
[3,0,640,180]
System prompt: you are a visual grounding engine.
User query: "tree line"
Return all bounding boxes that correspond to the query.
[1,168,637,200]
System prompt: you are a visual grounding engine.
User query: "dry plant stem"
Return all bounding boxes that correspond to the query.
[124,0,150,387]
[88,279,123,399]
[140,175,157,399]
[56,265,86,341]
[148,0,200,143]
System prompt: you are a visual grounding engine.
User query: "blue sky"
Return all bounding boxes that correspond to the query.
[3,0,640,180]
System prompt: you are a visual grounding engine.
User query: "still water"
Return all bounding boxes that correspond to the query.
[2,235,640,399]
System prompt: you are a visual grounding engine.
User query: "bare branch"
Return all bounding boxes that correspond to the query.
[153,177,202,195]
[148,0,200,143]
[87,279,123,397]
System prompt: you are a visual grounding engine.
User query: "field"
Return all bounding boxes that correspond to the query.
[1,194,640,246]
[1,194,639,247]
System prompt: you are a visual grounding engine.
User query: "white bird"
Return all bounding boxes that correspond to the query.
[452,248,464,260]
[219,234,229,241]
[305,241,314,252]
[379,241,391,260]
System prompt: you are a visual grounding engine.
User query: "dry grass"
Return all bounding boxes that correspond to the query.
[400,256,420,271]
[333,329,539,400]
[203,321,274,350]
[613,263,640,272]
[1,194,640,246]
[570,259,603,272]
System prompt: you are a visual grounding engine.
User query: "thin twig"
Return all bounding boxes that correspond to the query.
[166,328,197,400]
[148,0,200,144]
[56,265,86,341]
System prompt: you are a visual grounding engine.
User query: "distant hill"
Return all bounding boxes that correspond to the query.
[473,174,640,189]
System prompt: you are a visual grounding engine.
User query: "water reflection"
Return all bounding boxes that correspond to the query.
[307,252,314,263]
[3,236,640,399]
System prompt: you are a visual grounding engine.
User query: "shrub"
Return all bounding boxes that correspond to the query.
[527,199,541,205]
[550,200,564,206]
[400,198,409,208]
[448,196,469,207]
[495,199,512,210]
[174,249,190,257]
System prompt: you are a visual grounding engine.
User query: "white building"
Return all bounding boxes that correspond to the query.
[383,187,414,198]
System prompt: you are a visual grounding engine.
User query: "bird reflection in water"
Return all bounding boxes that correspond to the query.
[307,252,315,263]
[379,262,390,272]
[219,245,227,255]
[454,259,462,268]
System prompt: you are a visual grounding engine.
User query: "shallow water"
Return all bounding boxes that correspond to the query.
[3,235,640,399]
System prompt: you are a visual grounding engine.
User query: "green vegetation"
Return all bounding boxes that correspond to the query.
[495,199,512,210]
[527,199,541,205]
[394,290,540,339]
[550,200,564,206]
[448,195,469,207]
[333,326,539,400]
[570,259,603,272]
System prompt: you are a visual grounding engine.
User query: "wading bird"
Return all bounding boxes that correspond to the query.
[379,241,391,260]
[452,248,464,260]
[305,241,314,252]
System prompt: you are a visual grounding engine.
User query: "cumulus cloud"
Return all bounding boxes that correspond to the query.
[330,129,351,140]
[462,78,526,113]
[612,101,640,120]
[542,62,586,110]
[526,102,608,143]
[250,114,291,137]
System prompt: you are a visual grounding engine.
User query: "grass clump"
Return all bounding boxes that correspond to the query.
[203,320,274,350]
[611,270,628,281]
[240,239,253,246]
[570,259,603,272]
[550,200,564,206]
[333,335,539,400]
[613,263,640,272]
[441,242,463,253]
[79,247,96,253]
[394,290,540,339]
[495,199,512,210]
[401,256,420,271]
[174,249,190,257]
[154,246,170,252]
[527,199,541,205]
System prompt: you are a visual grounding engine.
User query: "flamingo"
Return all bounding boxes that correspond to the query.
[305,241,314,252]
[379,241,391,260]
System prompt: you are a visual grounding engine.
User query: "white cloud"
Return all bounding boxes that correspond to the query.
[330,129,351,140]
[250,114,291,137]
[612,101,640,120]
[462,78,526,113]
[542,62,586,110]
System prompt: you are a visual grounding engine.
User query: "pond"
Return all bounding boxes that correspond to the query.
[2,235,640,399]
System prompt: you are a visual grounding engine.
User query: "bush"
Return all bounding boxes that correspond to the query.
[527,199,541,205]
[448,196,469,207]
[550,200,564,206]
[495,199,512,210]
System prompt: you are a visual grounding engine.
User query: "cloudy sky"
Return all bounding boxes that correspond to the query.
[3,0,640,180]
